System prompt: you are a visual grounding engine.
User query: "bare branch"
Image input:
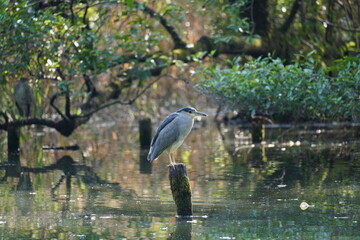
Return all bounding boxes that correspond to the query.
[128,75,164,104]
[75,76,163,118]
[50,93,69,120]
[79,99,131,118]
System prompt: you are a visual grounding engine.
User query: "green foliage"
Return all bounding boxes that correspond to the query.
[196,53,360,122]
[0,0,173,117]
[0,0,183,80]
[0,0,359,124]
[195,0,251,43]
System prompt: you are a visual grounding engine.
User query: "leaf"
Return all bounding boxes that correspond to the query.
[126,0,134,8]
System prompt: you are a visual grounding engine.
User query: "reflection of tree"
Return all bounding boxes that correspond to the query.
[247,143,360,202]
[215,120,239,162]
[15,172,35,216]
[0,154,119,192]
[214,121,280,199]
[215,123,360,202]
[0,152,121,218]
[196,137,360,239]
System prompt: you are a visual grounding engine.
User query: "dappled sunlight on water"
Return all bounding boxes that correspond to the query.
[1,114,360,239]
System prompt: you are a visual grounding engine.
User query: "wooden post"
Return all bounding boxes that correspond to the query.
[139,149,152,174]
[7,125,21,178]
[168,163,192,216]
[251,118,265,144]
[7,125,20,154]
[139,118,152,174]
[139,118,152,149]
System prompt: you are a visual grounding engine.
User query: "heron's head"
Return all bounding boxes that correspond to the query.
[177,107,208,118]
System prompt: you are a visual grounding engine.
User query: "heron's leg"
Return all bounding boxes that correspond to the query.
[169,153,175,166]
[172,153,176,164]
[169,153,173,165]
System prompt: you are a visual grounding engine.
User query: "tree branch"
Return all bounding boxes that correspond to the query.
[78,99,131,118]
[0,112,8,124]
[32,0,64,11]
[315,18,360,32]
[76,75,163,118]
[134,1,186,49]
[83,74,98,96]
[65,91,71,118]
[82,1,90,29]
[50,93,69,121]
[0,118,59,131]
[279,0,301,33]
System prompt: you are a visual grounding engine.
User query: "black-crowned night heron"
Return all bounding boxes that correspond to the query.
[14,78,33,118]
[147,107,207,165]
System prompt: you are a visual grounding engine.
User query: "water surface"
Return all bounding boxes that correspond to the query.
[0,118,359,239]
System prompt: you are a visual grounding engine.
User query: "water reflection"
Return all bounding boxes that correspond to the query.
[1,154,118,186]
[139,118,153,174]
[140,148,152,174]
[15,172,35,216]
[169,218,192,240]
[0,121,359,239]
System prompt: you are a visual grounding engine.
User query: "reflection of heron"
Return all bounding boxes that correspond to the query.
[14,78,33,118]
[15,172,34,216]
[147,107,207,165]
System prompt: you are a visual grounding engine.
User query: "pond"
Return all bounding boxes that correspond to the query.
[0,108,359,239]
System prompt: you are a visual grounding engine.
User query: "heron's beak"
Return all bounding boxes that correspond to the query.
[193,111,208,117]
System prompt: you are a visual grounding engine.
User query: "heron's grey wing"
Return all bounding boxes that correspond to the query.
[150,113,177,147]
[25,103,31,118]
[14,83,20,102]
[148,113,180,161]
[14,83,32,117]
[15,102,23,116]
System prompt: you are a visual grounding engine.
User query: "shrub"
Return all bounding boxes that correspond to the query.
[196,53,360,122]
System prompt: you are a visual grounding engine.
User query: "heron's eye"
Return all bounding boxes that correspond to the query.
[188,110,192,113]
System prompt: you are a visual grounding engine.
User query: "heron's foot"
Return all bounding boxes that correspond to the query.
[169,161,176,168]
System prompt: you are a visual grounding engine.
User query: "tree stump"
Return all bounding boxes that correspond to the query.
[168,163,193,217]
